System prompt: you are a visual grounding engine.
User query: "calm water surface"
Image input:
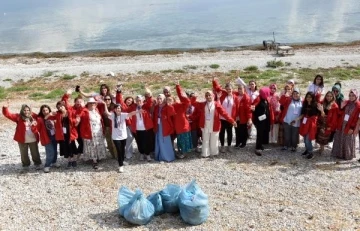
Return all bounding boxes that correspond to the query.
[0,0,360,54]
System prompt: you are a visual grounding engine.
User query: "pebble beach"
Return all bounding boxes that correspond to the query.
[1,46,360,230]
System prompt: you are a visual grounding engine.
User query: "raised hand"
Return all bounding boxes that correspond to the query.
[3,99,9,108]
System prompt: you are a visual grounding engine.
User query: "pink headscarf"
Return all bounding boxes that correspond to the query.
[269,83,277,96]
[350,89,358,98]
[259,87,271,100]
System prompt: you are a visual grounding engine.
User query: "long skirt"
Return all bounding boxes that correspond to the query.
[269,123,279,143]
[315,115,331,145]
[155,122,175,162]
[177,131,193,153]
[332,130,356,160]
[83,131,107,161]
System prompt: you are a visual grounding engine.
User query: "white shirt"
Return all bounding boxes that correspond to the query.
[220,95,234,120]
[109,113,128,140]
[204,102,215,133]
[307,83,324,95]
[24,120,36,143]
[247,89,259,103]
[135,109,145,131]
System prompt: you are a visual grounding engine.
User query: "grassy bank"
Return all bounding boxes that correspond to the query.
[1,64,360,101]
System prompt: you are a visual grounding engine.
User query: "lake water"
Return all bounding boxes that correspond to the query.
[0,0,360,54]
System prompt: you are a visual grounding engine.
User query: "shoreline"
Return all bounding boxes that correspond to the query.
[1,40,360,59]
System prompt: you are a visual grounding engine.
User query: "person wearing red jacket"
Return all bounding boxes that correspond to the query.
[268,83,281,144]
[79,98,106,169]
[46,100,78,168]
[234,84,252,148]
[191,90,236,158]
[62,93,86,159]
[35,105,59,173]
[299,92,320,159]
[332,89,360,160]
[153,94,176,162]
[187,93,201,153]
[315,91,339,154]
[2,101,41,170]
[170,83,193,158]
[116,88,154,161]
[213,79,239,153]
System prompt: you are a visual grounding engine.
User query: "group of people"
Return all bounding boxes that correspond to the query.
[2,75,360,173]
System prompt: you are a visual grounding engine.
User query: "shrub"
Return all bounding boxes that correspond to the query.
[61,74,77,80]
[209,64,220,69]
[244,65,259,72]
[266,60,284,68]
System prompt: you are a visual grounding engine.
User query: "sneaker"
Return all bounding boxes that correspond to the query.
[220,146,226,153]
[176,153,185,159]
[92,162,98,169]
[255,150,262,156]
[67,162,72,168]
[291,147,297,152]
[327,142,333,149]
[72,161,77,168]
[35,165,42,170]
[21,166,30,172]
[123,161,129,166]
[281,146,288,151]
[234,144,240,149]
[146,155,152,161]
[195,147,201,153]
[43,167,50,173]
[306,153,314,159]
[119,166,124,173]
[51,162,61,168]
[239,144,246,148]
[301,150,308,156]
[226,146,232,153]
[140,154,145,161]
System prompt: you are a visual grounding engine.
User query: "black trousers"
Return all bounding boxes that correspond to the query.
[219,120,233,146]
[71,137,83,155]
[113,139,126,166]
[235,122,248,146]
[254,122,269,150]
[134,129,153,155]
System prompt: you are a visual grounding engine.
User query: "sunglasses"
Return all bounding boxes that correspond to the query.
[104,98,111,101]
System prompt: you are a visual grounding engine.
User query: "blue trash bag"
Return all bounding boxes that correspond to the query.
[123,190,155,225]
[147,192,165,216]
[117,186,135,217]
[178,180,209,225]
[159,184,182,213]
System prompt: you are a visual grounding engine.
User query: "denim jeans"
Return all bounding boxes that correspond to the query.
[45,136,58,167]
[304,134,313,153]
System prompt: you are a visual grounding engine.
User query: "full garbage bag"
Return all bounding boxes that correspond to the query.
[177,180,209,225]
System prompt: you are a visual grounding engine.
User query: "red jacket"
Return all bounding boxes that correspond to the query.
[79,108,104,139]
[336,100,360,134]
[299,115,318,140]
[212,80,239,120]
[188,105,200,130]
[320,102,339,134]
[48,110,78,142]
[279,95,292,123]
[34,117,52,146]
[2,107,39,143]
[116,91,154,133]
[153,104,176,136]
[172,84,191,134]
[191,99,235,132]
[235,93,252,124]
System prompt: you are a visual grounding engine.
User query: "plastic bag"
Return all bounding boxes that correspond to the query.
[178,180,209,225]
[159,184,182,213]
[124,190,155,225]
[117,186,135,216]
[147,192,164,216]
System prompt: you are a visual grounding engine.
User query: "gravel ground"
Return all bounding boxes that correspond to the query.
[1,49,360,230]
[1,102,360,231]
